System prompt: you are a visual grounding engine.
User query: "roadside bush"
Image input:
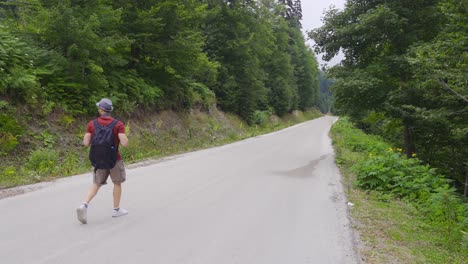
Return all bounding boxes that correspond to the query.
[332,116,388,153]
[57,151,83,176]
[253,110,272,126]
[0,112,24,154]
[424,187,466,228]
[331,116,467,262]
[25,148,59,176]
[352,150,450,201]
[337,117,467,243]
[190,82,216,110]
[0,166,18,186]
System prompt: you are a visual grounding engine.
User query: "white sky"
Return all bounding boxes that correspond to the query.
[301,0,347,67]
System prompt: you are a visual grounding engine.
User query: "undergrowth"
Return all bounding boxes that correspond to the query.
[331,117,467,263]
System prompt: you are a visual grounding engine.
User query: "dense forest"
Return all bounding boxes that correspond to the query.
[310,0,467,194]
[0,0,321,156]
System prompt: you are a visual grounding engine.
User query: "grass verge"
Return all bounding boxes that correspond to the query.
[331,117,467,264]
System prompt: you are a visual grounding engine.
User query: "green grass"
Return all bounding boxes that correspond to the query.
[331,117,467,264]
[350,190,466,263]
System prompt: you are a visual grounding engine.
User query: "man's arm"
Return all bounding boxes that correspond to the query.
[118,133,128,147]
[83,133,92,146]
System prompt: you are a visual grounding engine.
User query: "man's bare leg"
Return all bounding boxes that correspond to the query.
[113,183,121,209]
[77,184,100,224]
[85,184,100,204]
[112,183,128,217]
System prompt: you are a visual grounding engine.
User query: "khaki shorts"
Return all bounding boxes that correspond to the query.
[93,160,126,186]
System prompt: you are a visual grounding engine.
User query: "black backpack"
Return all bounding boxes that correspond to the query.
[89,119,118,170]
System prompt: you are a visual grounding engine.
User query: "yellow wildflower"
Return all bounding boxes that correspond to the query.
[412,153,417,158]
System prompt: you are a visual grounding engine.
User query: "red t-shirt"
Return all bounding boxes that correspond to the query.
[86,116,125,160]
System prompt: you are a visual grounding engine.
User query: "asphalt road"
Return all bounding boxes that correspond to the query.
[0,116,358,264]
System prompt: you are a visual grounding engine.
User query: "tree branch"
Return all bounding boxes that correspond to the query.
[440,79,468,103]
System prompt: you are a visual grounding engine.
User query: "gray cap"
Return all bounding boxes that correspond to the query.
[96,98,113,112]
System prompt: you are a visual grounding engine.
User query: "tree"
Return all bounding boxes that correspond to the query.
[309,0,468,189]
[310,0,442,156]
[263,1,297,116]
[204,1,273,123]
[318,71,334,114]
[405,0,468,191]
[1,0,321,122]
[0,25,43,105]
[13,0,139,113]
[113,0,217,110]
[278,0,301,28]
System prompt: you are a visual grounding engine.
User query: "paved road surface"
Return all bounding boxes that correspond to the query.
[0,116,358,264]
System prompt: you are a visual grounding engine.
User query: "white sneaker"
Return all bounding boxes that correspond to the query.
[112,208,128,217]
[76,204,87,224]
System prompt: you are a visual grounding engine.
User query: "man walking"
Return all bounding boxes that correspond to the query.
[77,98,129,224]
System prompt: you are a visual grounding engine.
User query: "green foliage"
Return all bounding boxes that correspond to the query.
[25,148,59,176]
[327,67,388,118]
[106,71,162,113]
[352,151,449,201]
[310,0,467,188]
[336,117,454,204]
[292,34,320,111]
[0,27,43,105]
[0,131,18,154]
[0,113,23,139]
[114,0,218,110]
[317,71,334,113]
[0,104,24,154]
[1,0,320,123]
[253,109,272,126]
[331,117,467,262]
[424,187,465,227]
[57,114,75,128]
[204,1,319,123]
[265,18,297,116]
[189,82,216,110]
[204,1,270,123]
[403,0,468,184]
[332,117,389,153]
[0,166,19,186]
[56,151,82,176]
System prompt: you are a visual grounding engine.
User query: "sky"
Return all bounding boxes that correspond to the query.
[301,0,347,67]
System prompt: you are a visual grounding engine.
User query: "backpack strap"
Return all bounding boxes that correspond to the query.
[93,118,118,130]
[108,119,119,150]
[93,119,99,129]
[108,119,119,129]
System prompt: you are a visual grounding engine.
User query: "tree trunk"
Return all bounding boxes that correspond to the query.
[464,175,467,198]
[128,43,141,70]
[403,122,416,158]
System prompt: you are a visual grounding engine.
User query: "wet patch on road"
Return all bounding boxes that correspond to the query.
[273,154,330,178]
